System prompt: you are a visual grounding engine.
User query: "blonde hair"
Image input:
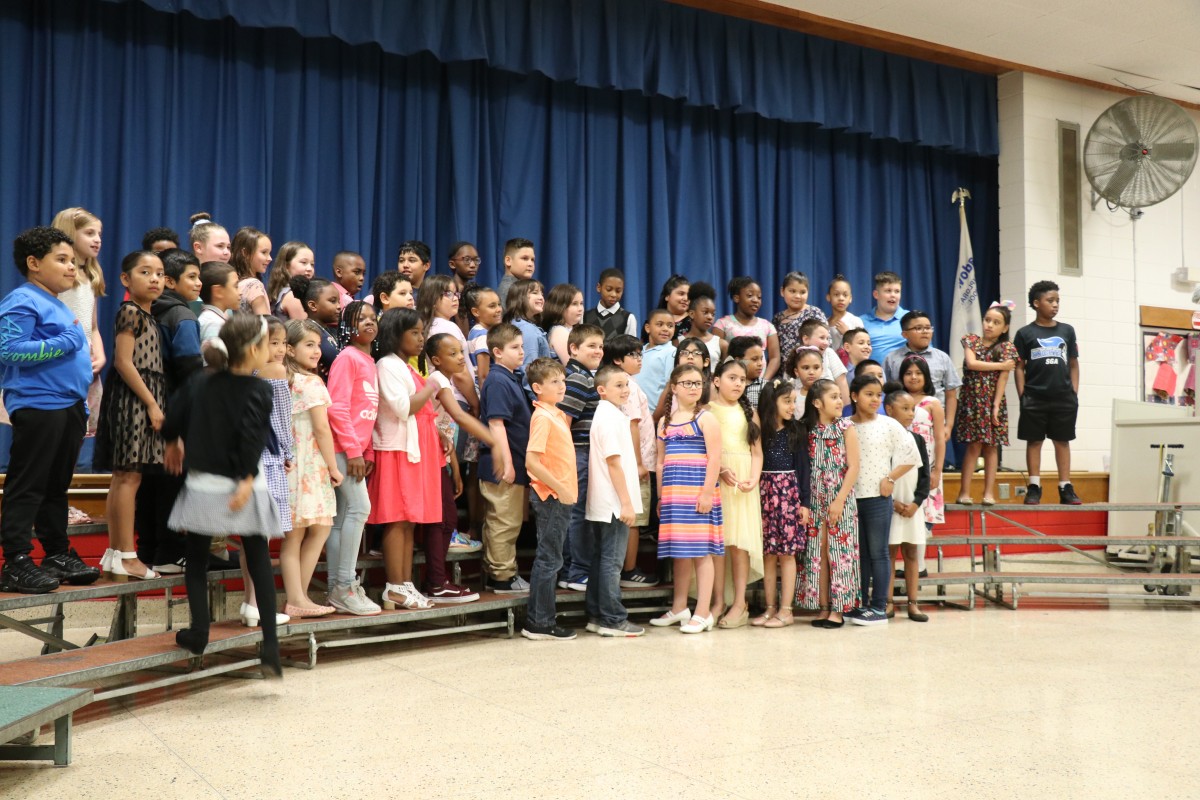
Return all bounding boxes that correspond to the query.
[51,207,106,297]
[188,211,227,250]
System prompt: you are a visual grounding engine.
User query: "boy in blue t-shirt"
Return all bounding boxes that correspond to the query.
[0,227,98,593]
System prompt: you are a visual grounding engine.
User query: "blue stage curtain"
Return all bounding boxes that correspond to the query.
[93,0,999,156]
[0,0,998,468]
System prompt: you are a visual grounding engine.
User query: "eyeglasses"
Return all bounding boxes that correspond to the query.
[905,325,934,333]
[625,352,644,360]
[454,257,481,265]
[442,291,461,300]
[677,380,704,390]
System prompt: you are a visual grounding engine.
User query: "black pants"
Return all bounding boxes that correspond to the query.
[135,472,186,566]
[1,403,85,561]
[182,533,278,655]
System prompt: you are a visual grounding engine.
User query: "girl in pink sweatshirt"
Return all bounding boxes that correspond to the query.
[324,301,382,616]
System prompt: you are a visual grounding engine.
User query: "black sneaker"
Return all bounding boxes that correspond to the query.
[1023,484,1042,505]
[41,548,101,586]
[521,623,577,641]
[486,576,527,595]
[0,554,61,594]
[619,568,660,588]
[1058,483,1083,505]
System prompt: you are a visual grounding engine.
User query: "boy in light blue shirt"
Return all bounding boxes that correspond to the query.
[635,308,677,411]
[0,226,97,593]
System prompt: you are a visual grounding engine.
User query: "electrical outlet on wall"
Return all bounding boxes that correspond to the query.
[1015,486,1027,497]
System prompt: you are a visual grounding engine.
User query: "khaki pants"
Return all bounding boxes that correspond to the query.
[480,480,526,581]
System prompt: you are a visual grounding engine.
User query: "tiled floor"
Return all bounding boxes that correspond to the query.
[2,561,1199,799]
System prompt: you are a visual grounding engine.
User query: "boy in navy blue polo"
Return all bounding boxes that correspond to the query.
[478,323,533,593]
[0,227,99,593]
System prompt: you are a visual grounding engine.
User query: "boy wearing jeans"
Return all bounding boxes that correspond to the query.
[0,227,98,593]
[522,358,578,641]
[585,364,645,637]
[478,323,532,593]
[558,324,606,590]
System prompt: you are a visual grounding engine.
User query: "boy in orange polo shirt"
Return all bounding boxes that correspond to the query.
[522,357,579,641]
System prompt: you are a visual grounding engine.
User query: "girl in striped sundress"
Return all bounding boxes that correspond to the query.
[797,378,860,628]
[650,364,724,634]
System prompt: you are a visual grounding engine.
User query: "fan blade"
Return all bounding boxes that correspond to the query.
[1150,141,1196,163]
[1108,101,1143,146]
[1103,158,1140,204]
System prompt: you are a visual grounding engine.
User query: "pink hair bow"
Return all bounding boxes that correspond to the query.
[990,300,1016,311]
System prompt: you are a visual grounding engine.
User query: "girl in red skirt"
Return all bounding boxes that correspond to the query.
[368,308,442,610]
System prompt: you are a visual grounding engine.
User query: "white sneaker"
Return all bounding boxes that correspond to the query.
[328,584,381,616]
[512,575,530,591]
[350,579,381,614]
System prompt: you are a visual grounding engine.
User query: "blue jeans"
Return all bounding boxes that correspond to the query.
[857,495,894,611]
[527,493,571,628]
[585,516,629,627]
[563,446,593,583]
[327,452,370,590]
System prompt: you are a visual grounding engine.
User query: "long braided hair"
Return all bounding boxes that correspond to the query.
[712,358,760,446]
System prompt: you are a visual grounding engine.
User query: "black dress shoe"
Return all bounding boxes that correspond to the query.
[175,628,208,655]
[41,548,101,585]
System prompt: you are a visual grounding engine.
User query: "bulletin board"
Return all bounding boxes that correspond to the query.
[1139,306,1200,412]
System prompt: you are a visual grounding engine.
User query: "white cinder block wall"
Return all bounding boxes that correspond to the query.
[997,72,1200,474]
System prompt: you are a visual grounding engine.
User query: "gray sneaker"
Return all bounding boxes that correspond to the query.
[512,575,531,591]
[596,620,645,637]
[328,584,381,616]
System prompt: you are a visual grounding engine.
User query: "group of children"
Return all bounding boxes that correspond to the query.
[0,210,1083,658]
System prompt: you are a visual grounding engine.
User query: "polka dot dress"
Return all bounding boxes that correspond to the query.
[94,302,166,472]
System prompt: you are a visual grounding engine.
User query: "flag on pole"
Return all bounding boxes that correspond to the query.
[948,188,982,369]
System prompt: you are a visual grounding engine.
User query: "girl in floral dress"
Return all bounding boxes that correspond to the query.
[753,378,810,628]
[901,355,946,529]
[955,303,1018,504]
[798,379,860,627]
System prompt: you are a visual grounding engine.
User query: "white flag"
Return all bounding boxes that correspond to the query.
[948,192,982,369]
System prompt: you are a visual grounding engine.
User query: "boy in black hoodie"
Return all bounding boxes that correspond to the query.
[136,249,206,572]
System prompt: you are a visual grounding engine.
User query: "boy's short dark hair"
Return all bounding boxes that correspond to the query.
[397,241,430,263]
[798,318,829,341]
[527,357,565,388]
[568,323,605,352]
[141,227,179,250]
[333,250,362,266]
[160,248,200,281]
[646,307,674,322]
[594,363,626,388]
[13,226,73,275]
[900,310,931,330]
[857,358,882,373]
[487,322,522,354]
[597,267,624,285]
[370,271,410,311]
[874,271,902,288]
[1028,280,1059,309]
[728,335,764,360]
[504,237,534,257]
[200,261,237,303]
[843,327,871,346]
[603,334,643,365]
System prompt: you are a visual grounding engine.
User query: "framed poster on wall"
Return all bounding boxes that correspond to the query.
[1139,306,1199,414]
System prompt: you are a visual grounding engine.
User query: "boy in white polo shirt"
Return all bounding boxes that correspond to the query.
[585,364,645,637]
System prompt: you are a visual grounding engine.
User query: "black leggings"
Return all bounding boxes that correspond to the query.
[182,533,278,659]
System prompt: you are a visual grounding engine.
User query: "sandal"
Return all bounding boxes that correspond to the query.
[751,606,777,627]
[764,609,794,628]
